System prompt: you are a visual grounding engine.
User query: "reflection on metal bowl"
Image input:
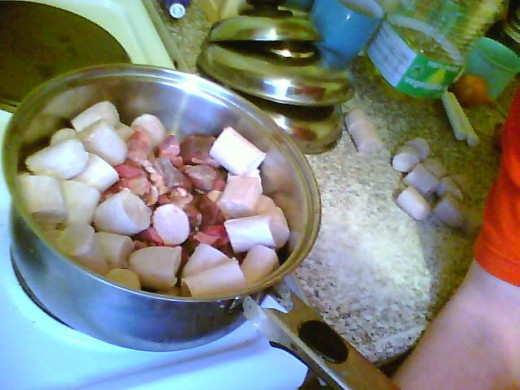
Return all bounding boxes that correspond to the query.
[244,94,344,154]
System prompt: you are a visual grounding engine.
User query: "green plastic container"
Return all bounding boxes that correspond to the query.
[466,37,520,98]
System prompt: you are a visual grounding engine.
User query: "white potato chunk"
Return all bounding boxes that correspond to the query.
[181,260,247,298]
[255,195,277,214]
[50,128,76,145]
[45,228,62,243]
[236,169,261,179]
[347,121,383,154]
[182,244,231,278]
[218,175,262,218]
[115,123,134,141]
[77,120,127,165]
[403,163,439,196]
[131,114,167,147]
[56,224,108,275]
[157,286,182,296]
[94,189,151,235]
[224,210,290,253]
[345,108,367,129]
[405,138,430,160]
[106,268,141,290]
[422,158,447,179]
[152,204,190,245]
[25,138,88,179]
[19,174,67,224]
[95,232,134,269]
[395,187,431,221]
[71,101,120,131]
[392,145,420,173]
[209,127,265,175]
[435,176,464,201]
[433,194,467,228]
[241,245,279,285]
[128,246,182,290]
[73,153,119,192]
[61,180,100,226]
[263,207,290,248]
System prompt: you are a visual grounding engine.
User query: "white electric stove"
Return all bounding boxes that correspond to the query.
[0,1,308,388]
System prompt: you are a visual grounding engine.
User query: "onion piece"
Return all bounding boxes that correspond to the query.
[71,101,120,131]
[241,245,279,285]
[77,120,127,165]
[73,153,119,192]
[182,244,231,278]
[94,189,151,235]
[105,268,141,290]
[50,128,76,145]
[131,114,167,147]
[19,174,67,224]
[61,180,100,226]
[95,232,134,269]
[128,246,182,290]
[181,260,247,298]
[25,138,88,179]
[152,204,190,245]
[209,127,265,175]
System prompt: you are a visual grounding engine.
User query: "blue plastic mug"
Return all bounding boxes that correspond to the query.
[465,37,520,99]
[310,0,384,69]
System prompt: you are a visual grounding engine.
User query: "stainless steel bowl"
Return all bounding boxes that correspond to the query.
[3,64,321,351]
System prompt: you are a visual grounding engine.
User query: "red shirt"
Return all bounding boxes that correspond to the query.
[474,87,520,285]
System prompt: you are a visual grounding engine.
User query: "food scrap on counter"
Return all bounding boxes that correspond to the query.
[344,108,383,154]
[19,101,291,298]
[392,137,470,230]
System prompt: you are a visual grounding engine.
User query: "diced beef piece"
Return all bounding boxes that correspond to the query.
[183,165,218,192]
[127,130,153,164]
[180,135,219,167]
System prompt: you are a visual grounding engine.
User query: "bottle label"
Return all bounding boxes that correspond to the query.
[367,22,462,98]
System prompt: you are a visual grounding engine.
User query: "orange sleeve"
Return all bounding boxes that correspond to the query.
[474,87,520,285]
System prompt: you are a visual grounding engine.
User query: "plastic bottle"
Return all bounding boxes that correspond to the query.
[366,0,506,99]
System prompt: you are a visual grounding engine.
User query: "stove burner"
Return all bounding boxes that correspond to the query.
[0,1,131,110]
[10,251,70,328]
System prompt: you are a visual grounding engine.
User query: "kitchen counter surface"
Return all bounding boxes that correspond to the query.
[157,0,517,364]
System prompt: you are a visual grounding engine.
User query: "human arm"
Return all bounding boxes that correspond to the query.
[393,261,520,390]
[394,87,520,389]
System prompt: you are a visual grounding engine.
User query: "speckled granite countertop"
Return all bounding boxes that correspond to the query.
[155,0,517,363]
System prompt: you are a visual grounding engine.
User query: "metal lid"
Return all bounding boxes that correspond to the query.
[197,42,352,107]
[208,15,320,42]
